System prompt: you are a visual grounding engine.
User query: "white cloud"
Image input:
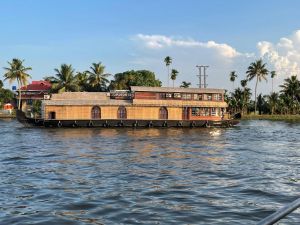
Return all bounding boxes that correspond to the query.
[135,34,243,58]
[257,30,300,76]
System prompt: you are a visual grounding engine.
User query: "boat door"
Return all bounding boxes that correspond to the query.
[182,107,189,120]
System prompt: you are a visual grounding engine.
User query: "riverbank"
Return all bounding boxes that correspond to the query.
[242,114,300,121]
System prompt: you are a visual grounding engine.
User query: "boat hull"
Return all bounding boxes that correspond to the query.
[16,110,239,128]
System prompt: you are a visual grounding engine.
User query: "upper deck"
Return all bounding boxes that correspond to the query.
[43,86,227,108]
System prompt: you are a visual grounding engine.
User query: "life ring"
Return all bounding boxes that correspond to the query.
[72,121,78,127]
[190,121,196,127]
[103,121,109,127]
[57,121,62,128]
[205,121,210,128]
[88,121,94,127]
[177,121,183,127]
[162,121,167,127]
[133,121,138,127]
[148,121,153,128]
[118,121,124,127]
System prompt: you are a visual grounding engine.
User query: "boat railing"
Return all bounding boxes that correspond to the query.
[257,197,300,225]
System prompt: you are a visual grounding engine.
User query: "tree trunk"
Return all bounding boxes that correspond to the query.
[254,76,258,115]
[167,66,170,87]
[18,80,22,110]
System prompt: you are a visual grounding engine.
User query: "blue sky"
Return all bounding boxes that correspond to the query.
[1,0,300,93]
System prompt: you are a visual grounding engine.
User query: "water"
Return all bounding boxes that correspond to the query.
[0,119,299,225]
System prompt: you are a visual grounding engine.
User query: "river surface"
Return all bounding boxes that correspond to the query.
[0,119,299,225]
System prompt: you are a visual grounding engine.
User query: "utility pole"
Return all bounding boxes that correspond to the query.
[196,65,209,88]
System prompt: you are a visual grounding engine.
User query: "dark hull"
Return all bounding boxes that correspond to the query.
[16,110,239,128]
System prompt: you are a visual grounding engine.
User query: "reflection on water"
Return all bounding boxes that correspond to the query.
[0,119,299,224]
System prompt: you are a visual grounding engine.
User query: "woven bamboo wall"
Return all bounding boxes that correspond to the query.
[44,105,184,120]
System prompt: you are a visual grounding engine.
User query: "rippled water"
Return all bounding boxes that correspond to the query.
[0,119,299,225]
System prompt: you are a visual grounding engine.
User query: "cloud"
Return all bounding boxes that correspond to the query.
[257,30,300,76]
[135,34,244,58]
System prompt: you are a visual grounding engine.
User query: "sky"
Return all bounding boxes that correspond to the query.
[1,0,300,94]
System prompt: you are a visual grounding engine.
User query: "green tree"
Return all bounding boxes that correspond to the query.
[229,71,238,89]
[31,100,42,118]
[87,62,110,91]
[75,71,91,91]
[180,81,191,88]
[3,58,32,110]
[0,80,3,89]
[45,64,78,93]
[271,71,277,93]
[170,69,179,88]
[240,79,251,115]
[164,56,172,87]
[279,75,300,114]
[246,59,269,114]
[0,89,14,105]
[267,92,279,115]
[109,70,162,90]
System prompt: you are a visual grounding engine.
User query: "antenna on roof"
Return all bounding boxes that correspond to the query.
[196,65,209,88]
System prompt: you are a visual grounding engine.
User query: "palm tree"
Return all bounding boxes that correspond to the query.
[180,81,191,88]
[246,59,269,114]
[267,92,279,115]
[75,71,91,91]
[164,56,172,87]
[229,71,238,89]
[3,58,32,110]
[87,62,110,91]
[240,79,249,114]
[170,69,178,88]
[271,71,277,93]
[279,75,300,114]
[44,64,78,93]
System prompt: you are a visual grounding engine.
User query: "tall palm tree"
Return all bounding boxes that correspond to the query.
[3,58,32,110]
[271,71,277,93]
[44,64,78,93]
[180,81,191,88]
[246,59,269,114]
[229,71,238,89]
[87,62,110,91]
[170,69,178,88]
[164,56,172,87]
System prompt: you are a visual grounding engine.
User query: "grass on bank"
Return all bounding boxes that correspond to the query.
[242,114,300,121]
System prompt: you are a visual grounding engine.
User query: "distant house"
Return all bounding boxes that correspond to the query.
[17,81,51,112]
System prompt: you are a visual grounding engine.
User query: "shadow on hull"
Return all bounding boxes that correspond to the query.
[16,110,240,128]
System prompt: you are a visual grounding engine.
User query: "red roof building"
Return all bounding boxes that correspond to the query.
[18,80,52,111]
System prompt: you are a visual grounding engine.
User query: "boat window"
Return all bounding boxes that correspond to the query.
[159,93,166,99]
[211,108,216,116]
[193,94,198,100]
[207,94,212,100]
[198,94,203,100]
[91,106,101,119]
[117,106,127,119]
[48,111,56,119]
[166,93,172,98]
[191,107,200,116]
[182,93,192,100]
[218,94,223,101]
[174,93,181,98]
[159,107,168,119]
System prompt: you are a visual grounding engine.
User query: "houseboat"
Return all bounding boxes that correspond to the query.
[16,86,240,128]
